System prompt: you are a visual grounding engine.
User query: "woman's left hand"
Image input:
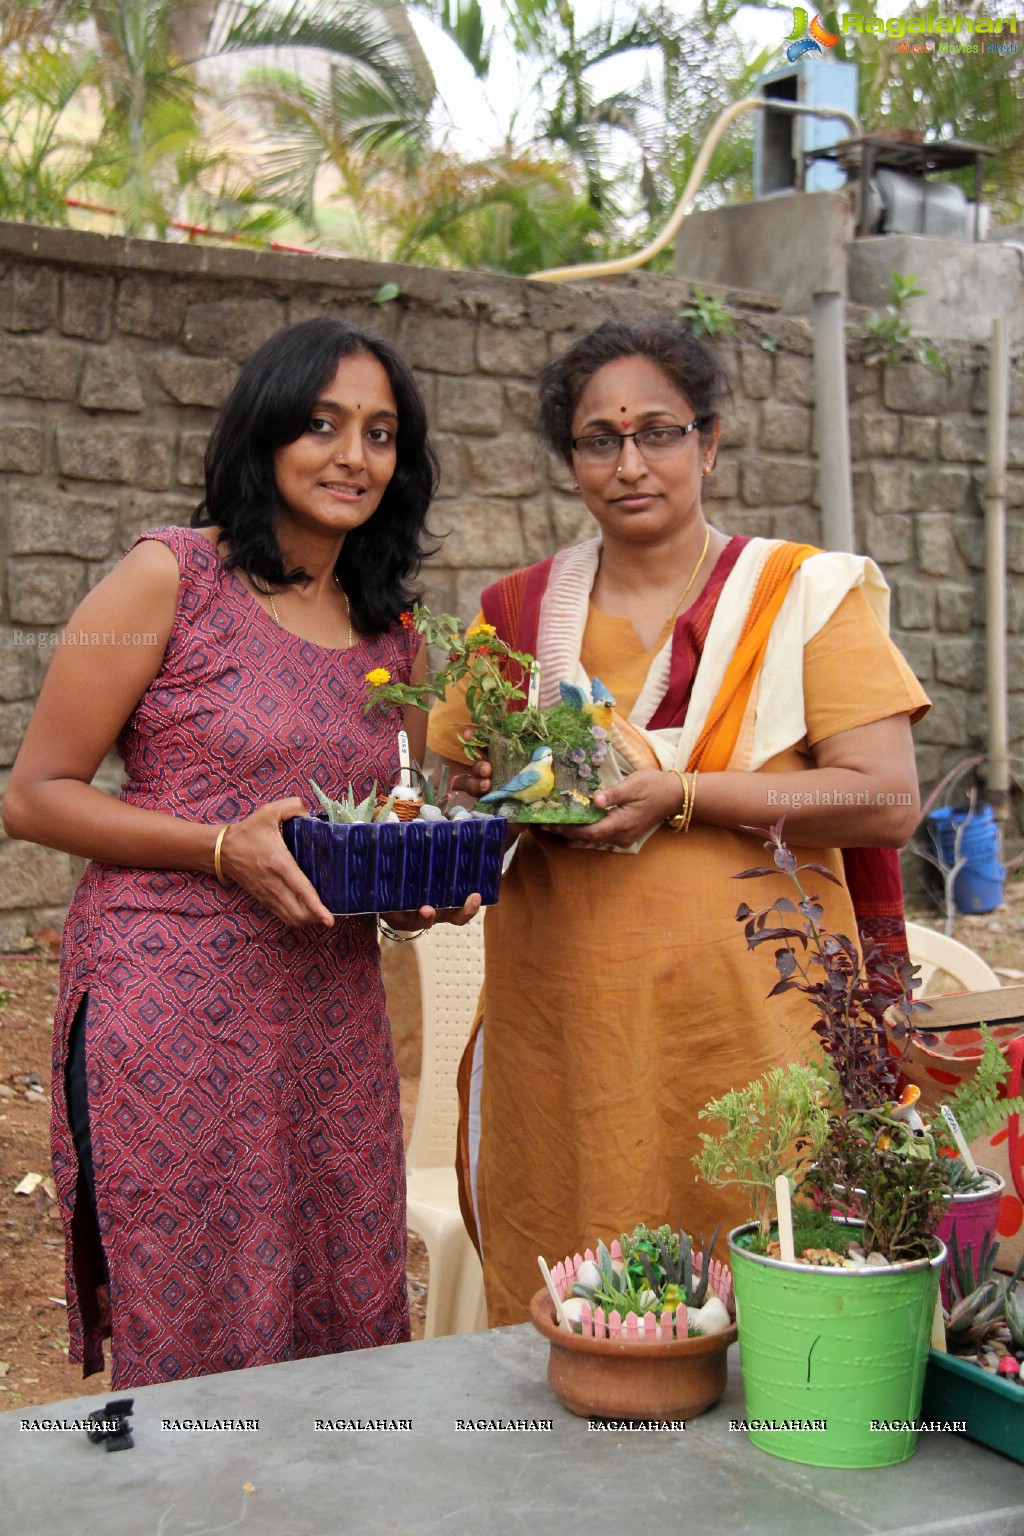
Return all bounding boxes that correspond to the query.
[544,770,682,850]
[380,892,483,932]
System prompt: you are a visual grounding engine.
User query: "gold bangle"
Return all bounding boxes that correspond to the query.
[665,768,690,833]
[682,768,698,833]
[213,824,230,885]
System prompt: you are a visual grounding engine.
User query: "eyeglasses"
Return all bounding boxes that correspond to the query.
[571,420,705,463]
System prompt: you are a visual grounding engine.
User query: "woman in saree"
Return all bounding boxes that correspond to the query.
[427,318,929,1325]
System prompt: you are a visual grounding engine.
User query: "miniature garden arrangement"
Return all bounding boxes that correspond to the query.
[693,819,1024,1468]
[362,606,612,824]
[282,606,622,912]
[922,1231,1024,1464]
[530,1223,737,1421]
[282,759,507,915]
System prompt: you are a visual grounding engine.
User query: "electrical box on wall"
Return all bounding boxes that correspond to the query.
[754,58,859,197]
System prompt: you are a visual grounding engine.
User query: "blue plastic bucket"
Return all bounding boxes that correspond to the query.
[925,805,1005,913]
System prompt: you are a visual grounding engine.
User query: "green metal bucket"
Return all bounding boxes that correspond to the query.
[728,1224,944,1468]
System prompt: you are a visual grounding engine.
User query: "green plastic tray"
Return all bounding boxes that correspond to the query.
[921,1350,1024,1466]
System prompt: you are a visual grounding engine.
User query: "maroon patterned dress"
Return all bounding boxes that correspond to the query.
[51,525,417,1387]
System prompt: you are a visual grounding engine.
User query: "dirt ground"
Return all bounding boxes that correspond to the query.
[1,879,1021,1411]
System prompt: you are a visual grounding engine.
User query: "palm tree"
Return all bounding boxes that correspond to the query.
[1,0,438,238]
[0,3,107,225]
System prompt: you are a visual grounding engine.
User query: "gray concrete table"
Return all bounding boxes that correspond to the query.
[2,1328,1022,1536]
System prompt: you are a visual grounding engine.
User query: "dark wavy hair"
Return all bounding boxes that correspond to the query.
[537,318,731,464]
[192,317,439,634]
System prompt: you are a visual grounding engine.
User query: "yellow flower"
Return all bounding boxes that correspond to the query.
[465,621,497,640]
[365,667,392,686]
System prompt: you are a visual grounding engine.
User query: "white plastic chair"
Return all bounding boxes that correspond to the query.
[405,919,488,1337]
[905,920,1000,995]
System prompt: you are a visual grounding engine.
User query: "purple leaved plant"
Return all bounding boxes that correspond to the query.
[734,819,925,1114]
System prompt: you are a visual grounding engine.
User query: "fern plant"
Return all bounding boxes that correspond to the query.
[931,1025,1024,1150]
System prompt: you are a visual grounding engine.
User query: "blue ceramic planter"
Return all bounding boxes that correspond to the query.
[282,814,506,914]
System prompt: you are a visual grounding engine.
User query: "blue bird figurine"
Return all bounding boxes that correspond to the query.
[478,745,555,809]
[558,676,616,731]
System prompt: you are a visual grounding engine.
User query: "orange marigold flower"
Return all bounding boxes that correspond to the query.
[398,611,415,629]
[365,667,392,686]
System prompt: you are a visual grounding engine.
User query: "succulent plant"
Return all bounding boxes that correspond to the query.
[1006,1277,1024,1352]
[944,1235,1024,1357]
[945,1227,1001,1308]
[310,779,394,824]
[632,1225,721,1309]
[571,1225,721,1317]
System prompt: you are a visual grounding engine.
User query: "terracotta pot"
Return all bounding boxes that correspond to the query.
[528,1288,736,1422]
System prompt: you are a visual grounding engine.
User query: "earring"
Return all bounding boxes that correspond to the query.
[571,480,579,493]
[702,464,712,478]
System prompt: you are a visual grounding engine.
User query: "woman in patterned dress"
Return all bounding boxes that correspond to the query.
[3,318,480,1387]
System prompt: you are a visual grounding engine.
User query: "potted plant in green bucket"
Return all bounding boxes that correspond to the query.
[363,606,609,824]
[695,820,952,1470]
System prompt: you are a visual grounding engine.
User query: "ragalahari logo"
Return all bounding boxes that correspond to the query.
[786,8,841,59]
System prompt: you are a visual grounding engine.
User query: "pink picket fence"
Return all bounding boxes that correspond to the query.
[550,1238,734,1342]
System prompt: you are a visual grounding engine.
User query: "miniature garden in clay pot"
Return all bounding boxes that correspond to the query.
[530,1224,736,1422]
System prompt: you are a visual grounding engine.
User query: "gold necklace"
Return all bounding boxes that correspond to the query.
[253,575,353,648]
[667,525,711,624]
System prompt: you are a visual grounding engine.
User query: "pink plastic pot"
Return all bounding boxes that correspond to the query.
[936,1167,1005,1308]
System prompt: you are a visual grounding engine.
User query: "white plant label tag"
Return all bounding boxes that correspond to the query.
[527,665,540,708]
[397,728,412,787]
[940,1104,978,1173]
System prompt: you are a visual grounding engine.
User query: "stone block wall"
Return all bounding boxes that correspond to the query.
[0,222,1021,942]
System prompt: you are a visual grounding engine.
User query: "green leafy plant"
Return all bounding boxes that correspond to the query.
[865,271,947,374]
[363,607,538,759]
[695,1063,831,1245]
[362,609,610,805]
[802,1114,951,1264]
[680,287,734,339]
[929,1025,1024,1151]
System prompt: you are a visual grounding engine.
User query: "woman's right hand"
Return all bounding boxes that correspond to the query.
[443,731,492,800]
[217,797,335,928]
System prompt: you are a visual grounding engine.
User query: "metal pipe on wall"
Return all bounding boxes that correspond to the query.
[984,316,1010,811]
[812,291,856,553]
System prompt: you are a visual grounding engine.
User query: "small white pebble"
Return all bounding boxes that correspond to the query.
[574,1260,602,1289]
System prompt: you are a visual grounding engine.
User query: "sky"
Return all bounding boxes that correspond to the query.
[405,1,785,156]
[407,0,917,158]
[402,0,786,155]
